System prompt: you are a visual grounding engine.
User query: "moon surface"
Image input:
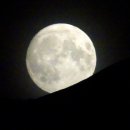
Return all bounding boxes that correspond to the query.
[26,23,96,93]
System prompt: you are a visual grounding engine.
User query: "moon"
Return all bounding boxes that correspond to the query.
[26,23,96,93]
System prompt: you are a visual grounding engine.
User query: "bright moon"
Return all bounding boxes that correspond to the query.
[26,23,96,93]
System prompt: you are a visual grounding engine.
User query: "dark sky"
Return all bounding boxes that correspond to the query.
[0,0,130,99]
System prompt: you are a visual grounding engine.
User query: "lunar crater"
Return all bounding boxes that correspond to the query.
[62,38,87,71]
[39,66,60,84]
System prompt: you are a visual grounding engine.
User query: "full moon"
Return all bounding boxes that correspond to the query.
[26,23,96,93]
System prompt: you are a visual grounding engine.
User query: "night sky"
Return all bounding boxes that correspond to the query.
[1,0,130,99]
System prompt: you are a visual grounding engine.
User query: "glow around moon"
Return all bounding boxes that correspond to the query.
[26,23,96,93]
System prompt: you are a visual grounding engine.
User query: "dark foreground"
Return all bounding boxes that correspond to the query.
[0,58,129,129]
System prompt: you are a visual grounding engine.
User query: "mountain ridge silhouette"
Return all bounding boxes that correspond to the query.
[35,57,129,103]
